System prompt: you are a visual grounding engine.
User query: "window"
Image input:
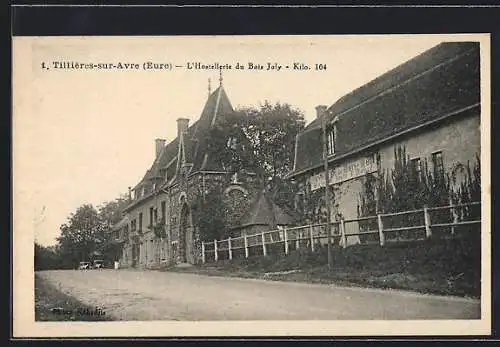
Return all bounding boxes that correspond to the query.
[131,220,136,232]
[138,213,143,231]
[410,157,422,179]
[327,129,335,155]
[149,207,154,227]
[161,201,166,222]
[226,136,238,150]
[153,208,158,224]
[432,151,444,178]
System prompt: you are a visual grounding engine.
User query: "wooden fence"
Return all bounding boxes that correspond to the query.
[201,201,481,264]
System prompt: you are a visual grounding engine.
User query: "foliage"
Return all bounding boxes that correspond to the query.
[56,204,109,268]
[53,194,130,268]
[96,195,131,263]
[235,102,306,180]
[97,194,130,226]
[207,101,306,209]
[268,176,302,216]
[34,243,61,270]
[294,179,337,226]
[151,219,167,239]
[209,232,480,298]
[206,111,257,174]
[450,154,481,221]
[357,145,481,241]
[191,185,229,242]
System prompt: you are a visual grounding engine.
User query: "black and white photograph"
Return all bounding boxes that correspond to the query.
[12,34,491,337]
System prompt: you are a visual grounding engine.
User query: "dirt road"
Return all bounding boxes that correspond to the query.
[36,269,480,321]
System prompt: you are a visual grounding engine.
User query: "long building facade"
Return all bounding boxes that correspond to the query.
[287,41,481,245]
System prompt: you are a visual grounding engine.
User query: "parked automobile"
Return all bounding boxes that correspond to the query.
[78,261,90,270]
[92,260,104,269]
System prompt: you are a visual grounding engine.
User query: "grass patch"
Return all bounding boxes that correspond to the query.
[168,231,480,298]
[35,273,114,321]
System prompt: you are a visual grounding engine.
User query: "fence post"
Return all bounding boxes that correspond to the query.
[450,198,458,235]
[309,225,315,252]
[261,232,267,256]
[340,217,347,249]
[377,214,385,246]
[244,233,249,258]
[284,227,289,255]
[201,241,206,264]
[214,239,218,262]
[424,206,432,238]
[228,237,233,260]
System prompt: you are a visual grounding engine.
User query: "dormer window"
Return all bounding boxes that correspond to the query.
[327,129,335,155]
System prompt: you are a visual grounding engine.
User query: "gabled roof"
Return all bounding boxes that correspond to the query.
[238,190,296,229]
[290,41,480,177]
[130,85,234,196]
[189,86,234,172]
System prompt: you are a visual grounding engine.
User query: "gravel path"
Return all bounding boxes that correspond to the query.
[36,269,480,321]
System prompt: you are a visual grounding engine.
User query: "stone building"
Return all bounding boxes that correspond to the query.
[115,79,265,267]
[287,41,481,245]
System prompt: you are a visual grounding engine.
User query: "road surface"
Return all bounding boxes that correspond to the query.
[36,269,480,321]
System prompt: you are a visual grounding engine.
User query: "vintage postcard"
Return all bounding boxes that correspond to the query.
[12,34,491,337]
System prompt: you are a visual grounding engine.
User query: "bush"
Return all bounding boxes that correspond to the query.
[358,146,481,242]
[210,230,481,297]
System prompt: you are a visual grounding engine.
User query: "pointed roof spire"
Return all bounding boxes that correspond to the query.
[219,69,223,86]
[208,78,211,97]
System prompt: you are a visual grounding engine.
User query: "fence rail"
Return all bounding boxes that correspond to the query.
[201,201,481,263]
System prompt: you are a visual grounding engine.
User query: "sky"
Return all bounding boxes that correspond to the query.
[13,34,468,246]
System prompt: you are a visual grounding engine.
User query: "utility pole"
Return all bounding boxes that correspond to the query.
[318,105,333,270]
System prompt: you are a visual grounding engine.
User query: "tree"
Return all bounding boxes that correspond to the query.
[96,195,131,264]
[191,185,228,242]
[56,204,107,268]
[97,194,130,227]
[235,102,306,180]
[54,194,130,268]
[207,111,257,174]
[34,243,61,270]
[208,101,306,210]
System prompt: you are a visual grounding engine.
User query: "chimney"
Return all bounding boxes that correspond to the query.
[155,138,166,158]
[315,105,328,119]
[177,118,189,138]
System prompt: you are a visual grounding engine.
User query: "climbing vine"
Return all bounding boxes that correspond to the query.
[190,183,229,242]
[152,219,167,239]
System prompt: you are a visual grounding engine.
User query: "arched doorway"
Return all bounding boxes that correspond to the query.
[178,203,193,263]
